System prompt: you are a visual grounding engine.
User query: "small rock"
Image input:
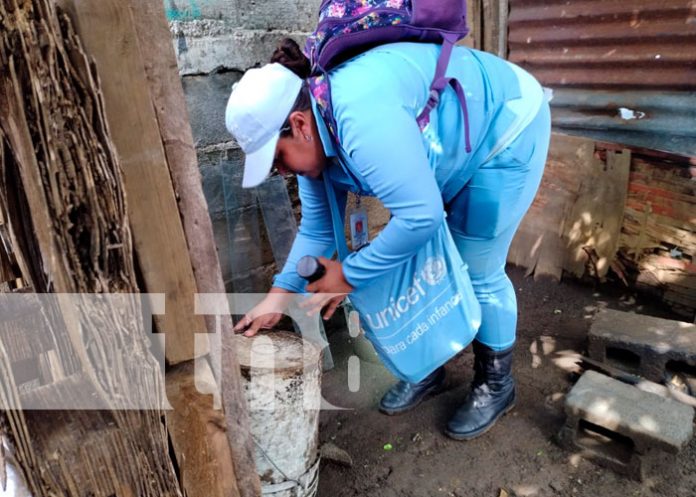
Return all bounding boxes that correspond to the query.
[320,442,353,468]
[549,481,564,492]
[411,432,423,443]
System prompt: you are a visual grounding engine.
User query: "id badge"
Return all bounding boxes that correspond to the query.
[348,196,369,250]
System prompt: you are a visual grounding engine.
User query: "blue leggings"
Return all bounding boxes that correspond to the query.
[446,103,551,351]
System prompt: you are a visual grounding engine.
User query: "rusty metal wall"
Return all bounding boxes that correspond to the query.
[508,0,696,156]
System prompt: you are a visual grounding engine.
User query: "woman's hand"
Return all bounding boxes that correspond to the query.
[302,257,354,320]
[233,288,294,337]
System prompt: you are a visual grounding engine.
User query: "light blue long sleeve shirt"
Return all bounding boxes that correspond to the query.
[272,43,541,292]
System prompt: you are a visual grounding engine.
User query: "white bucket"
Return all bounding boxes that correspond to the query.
[235,331,322,497]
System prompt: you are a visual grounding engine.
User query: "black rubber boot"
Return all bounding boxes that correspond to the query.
[445,341,516,440]
[379,367,446,415]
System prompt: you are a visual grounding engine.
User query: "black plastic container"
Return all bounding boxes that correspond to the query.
[297,256,326,283]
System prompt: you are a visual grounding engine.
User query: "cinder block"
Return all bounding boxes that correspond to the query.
[165,0,321,32]
[235,0,322,32]
[199,148,257,212]
[209,214,231,281]
[557,371,694,480]
[164,0,236,23]
[200,163,225,216]
[182,71,242,147]
[173,23,310,75]
[227,263,277,294]
[218,149,257,210]
[226,206,275,274]
[588,309,696,384]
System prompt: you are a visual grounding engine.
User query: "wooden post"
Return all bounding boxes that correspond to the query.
[462,0,482,49]
[508,133,631,281]
[166,360,241,497]
[0,0,182,494]
[483,0,509,58]
[125,1,261,496]
[59,0,208,365]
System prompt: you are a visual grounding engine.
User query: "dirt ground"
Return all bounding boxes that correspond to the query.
[317,265,696,497]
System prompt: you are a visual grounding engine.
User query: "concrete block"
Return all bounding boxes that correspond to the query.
[566,371,693,452]
[172,23,309,75]
[226,263,278,294]
[226,206,275,274]
[209,214,231,281]
[198,147,257,212]
[164,0,321,32]
[199,163,225,216]
[557,370,694,480]
[164,0,236,23]
[285,175,302,221]
[255,175,298,267]
[199,161,235,281]
[218,149,257,210]
[588,309,696,383]
[198,149,284,285]
[182,71,241,147]
[235,0,321,32]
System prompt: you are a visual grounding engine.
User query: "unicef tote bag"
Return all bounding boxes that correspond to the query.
[322,174,482,383]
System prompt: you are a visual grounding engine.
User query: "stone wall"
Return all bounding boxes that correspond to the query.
[168,0,321,291]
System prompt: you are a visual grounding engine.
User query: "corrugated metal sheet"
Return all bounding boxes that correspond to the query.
[508,0,696,156]
[549,89,696,156]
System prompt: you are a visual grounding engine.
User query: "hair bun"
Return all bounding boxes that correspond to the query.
[270,38,311,79]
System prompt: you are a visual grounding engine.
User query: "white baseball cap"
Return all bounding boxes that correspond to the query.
[225,63,303,188]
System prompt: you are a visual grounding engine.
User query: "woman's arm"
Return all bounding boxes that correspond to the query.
[337,100,444,289]
[232,286,294,336]
[272,174,347,293]
[236,176,347,335]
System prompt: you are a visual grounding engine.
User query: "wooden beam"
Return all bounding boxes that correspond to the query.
[130,0,225,346]
[18,407,181,497]
[126,1,261,495]
[483,0,509,58]
[462,0,482,49]
[0,63,71,295]
[60,0,208,365]
[563,147,631,278]
[1,2,183,495]
[166,360,241,497]
[0,58,99,392]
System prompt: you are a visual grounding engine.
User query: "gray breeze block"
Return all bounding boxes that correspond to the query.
[558,370,694,480]
[588,309,696,383]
